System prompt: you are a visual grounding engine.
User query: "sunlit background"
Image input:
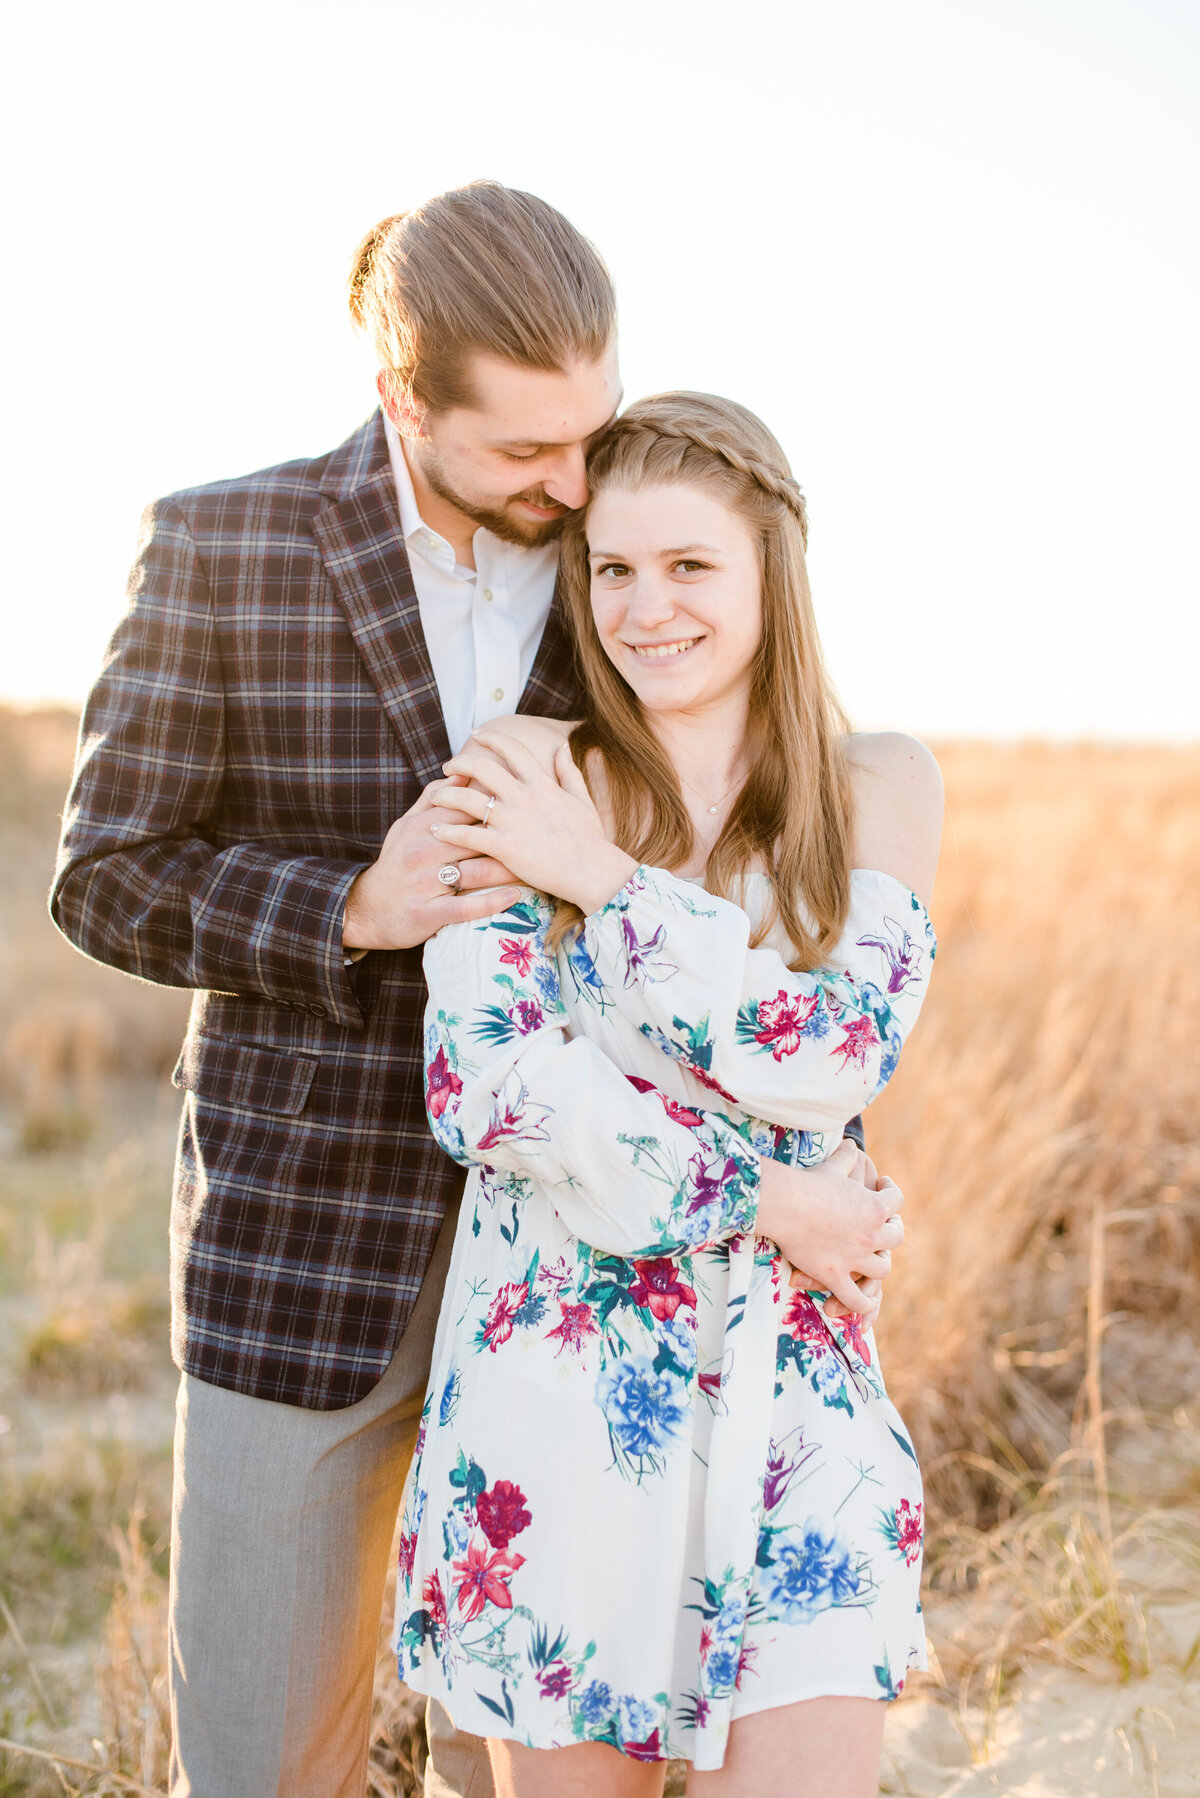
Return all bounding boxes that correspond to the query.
[2,0,1196,738]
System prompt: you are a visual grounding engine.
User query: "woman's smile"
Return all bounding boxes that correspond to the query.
[625,635,705,660]
[587,482,763,715]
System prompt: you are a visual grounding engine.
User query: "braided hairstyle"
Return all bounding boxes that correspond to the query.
[554,392,852,971]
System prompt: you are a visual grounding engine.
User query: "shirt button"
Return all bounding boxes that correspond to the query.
[483,588,493,602]
[492,688,504,702]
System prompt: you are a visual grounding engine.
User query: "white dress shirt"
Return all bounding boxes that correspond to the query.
[383,414,559,754]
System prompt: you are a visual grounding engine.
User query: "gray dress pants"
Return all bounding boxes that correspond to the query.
[168,1199,493,1797]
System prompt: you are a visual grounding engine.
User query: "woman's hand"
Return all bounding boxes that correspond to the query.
[756,1139,904,1322]
[430,730,638,913]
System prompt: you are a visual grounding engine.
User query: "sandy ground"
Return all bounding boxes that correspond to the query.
[884,1638,1200,1797]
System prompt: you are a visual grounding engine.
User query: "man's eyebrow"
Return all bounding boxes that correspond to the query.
[488,402,623,454]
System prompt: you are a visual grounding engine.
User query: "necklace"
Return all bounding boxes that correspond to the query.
[679,769,746,816]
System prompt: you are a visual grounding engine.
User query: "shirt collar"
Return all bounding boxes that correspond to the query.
[383,411,446,554]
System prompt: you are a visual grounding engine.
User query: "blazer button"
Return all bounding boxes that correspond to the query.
[309,1004,328,1018]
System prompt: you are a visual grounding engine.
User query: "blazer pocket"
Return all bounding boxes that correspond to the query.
[172,1036,320,1117]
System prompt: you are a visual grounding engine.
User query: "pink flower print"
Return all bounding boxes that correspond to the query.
[475,1479,532,1549]
[620,916,678,986]
[832,1014,879,1071]
[623,1728,662,1763]
[894,1498,923,1566]
[782,1290,832,1351]
[545,1299,599,1359]
[736,1641,760,1688]
[476,1071,552,1151]
[538,1663,574,1699]
[685,1150,741,1218]
[698,1366,724,1402]
[754,989,820,1060]
[451,1541,525,1620]
[426,1045,462,1121]
[629,1258,698,1321]
[699,1624,713,1661]
[626,1074,705,1128]
[396,1530,418,1583]
[512,996,544,1035]
[422,1569,448,1628]
[498,936,534,977]
[856,919,923,995]
[688,1063,741,1104]
[481,1280,529,1351]
[834,1310,872,1366]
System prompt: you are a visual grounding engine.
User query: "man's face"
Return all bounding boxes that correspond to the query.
[397,347,622,547]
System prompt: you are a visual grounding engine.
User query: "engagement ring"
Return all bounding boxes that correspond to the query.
[482,794,497,825]
[437,863,462,888]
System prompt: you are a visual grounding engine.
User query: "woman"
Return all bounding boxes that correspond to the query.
[398,393,943,1796]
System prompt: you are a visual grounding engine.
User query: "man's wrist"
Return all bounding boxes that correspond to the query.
[342,867,378,950]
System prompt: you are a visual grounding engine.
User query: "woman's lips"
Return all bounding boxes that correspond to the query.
[627,637,703,660]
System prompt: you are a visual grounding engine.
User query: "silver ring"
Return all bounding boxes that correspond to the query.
[482,794,497,825]
[436,863,462,889]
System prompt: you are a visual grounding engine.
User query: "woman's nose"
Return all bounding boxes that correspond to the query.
[626,574,676,628]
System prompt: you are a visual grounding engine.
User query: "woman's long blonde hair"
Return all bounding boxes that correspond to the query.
[554,392,853,972]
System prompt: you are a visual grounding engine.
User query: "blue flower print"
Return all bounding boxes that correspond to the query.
[706,1644,740,1689]
[596,1356,689,1462]
[577,1680,614,1726]
[439,1365,462,1428]
[761,1522,863,1623]
[618,1695,657,1742]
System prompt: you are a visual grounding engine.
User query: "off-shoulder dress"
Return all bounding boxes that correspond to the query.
[395,865,935,1770]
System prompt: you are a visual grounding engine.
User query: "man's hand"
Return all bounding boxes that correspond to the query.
[343,777,523,951]
[756,1138,904,1324]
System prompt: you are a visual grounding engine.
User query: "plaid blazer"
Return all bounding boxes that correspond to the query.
[51,412,578,1409]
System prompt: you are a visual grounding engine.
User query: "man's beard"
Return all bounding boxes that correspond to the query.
[419,448,574,549]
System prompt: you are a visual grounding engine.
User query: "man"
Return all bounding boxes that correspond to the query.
[52,181,887,1797]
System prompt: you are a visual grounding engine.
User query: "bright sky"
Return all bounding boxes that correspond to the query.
[2,0,1196,738]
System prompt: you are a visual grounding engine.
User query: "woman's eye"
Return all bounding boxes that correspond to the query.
[673,559,710,574]
[502,450,538,462]
[594,562,632,579]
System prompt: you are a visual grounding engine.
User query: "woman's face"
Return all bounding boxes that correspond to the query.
[586,482,763,717]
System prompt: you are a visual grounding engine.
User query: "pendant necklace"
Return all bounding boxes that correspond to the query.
[681,769,745,817]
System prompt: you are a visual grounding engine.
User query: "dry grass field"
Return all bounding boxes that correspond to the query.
[1,710,1198,1795]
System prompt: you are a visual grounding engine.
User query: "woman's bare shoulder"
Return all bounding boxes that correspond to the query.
[844,731,942,797]
[476,714,578,776]
[842,732,943,905]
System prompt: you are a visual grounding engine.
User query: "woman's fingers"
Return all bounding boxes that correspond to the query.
[875,1173,903,1211]
[431,786,495,825]
[823,1271,877,1316]
[876,1213,904,1252]
[441,747,522,796]
[471,728,548,783]
[554,741,594,802]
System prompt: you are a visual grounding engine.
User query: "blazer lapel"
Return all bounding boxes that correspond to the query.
[312,421,451,785]
[519,573,579,721]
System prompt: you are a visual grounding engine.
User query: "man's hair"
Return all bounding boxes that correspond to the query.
[348,181,616,413]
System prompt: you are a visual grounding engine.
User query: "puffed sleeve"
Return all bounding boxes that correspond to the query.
[578,866,936,1135]
[422,894,760,1260]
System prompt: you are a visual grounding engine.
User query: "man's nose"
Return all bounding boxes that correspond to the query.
[542,445,589,511]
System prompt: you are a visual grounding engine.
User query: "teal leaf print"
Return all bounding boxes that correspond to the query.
[888,1423,919,1464]
[476,1677,517,1726]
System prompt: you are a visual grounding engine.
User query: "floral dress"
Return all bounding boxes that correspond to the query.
[397,865,935,1770]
